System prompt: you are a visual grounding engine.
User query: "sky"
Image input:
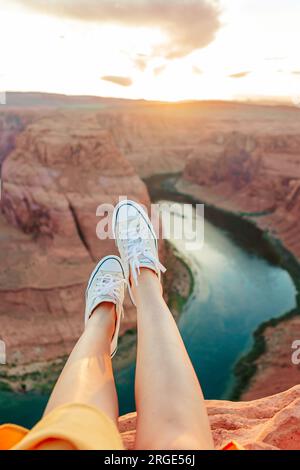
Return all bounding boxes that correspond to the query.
[0,0,299,102]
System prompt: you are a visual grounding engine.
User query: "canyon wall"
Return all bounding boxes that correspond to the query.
[0,110,149,365]
[119,385,300,450]
[180,131,300,261]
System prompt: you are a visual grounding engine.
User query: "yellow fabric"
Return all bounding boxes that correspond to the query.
[0,403,244,450]
[0,424,28,450]
[0,403,124,450]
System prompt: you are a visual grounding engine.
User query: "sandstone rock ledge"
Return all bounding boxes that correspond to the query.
[172,130,300,401]
[118,385,300,450]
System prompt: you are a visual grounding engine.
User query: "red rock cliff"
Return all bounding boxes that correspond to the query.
[119,385,300,450]
[181,131,300,261]
[0,111,149,365]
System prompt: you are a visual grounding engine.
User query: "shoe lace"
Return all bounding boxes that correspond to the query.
[93,274,126,317]
[120,223,166,286]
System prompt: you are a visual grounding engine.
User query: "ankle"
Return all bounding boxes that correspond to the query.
[131,268,163,298]
[86,302,116,335]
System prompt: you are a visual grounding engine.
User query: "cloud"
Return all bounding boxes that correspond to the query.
[101,75,133,87]
[292,71,300,75]
[153,64,166,76]
[133,55,148,71]
[229,71,250,79]
[14,0,221,59]
[193,66,203,75]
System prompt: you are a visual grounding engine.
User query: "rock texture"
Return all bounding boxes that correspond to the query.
[93,101,300,178]
[104,100,300,402]
[118,385,300,450]
[0,111,149,365]
[181,131,300,261]
[241,316,300,401]
[0,111,32,167]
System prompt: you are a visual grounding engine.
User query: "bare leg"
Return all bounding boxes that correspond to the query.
[44,303,119,424]
[134,269,214,450]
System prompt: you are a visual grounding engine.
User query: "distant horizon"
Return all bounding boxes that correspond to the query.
[1,90,298,108]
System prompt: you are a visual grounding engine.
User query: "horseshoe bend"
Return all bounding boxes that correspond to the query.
[1,94,300,449]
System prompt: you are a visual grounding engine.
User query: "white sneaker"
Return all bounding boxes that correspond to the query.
[112,200,166,304]
[84,255,127,357]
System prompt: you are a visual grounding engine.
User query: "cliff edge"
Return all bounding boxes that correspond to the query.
[119,385,300,450]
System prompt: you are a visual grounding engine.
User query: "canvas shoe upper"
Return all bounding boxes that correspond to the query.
[112,200,166,304]
[84,255,126,357]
